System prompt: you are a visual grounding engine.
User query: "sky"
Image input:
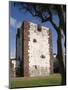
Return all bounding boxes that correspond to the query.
[9,2,61,58]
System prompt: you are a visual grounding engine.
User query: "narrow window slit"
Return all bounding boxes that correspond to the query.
[37,24,41,32]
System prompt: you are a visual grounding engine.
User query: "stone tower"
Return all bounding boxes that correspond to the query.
[16,21,53,77]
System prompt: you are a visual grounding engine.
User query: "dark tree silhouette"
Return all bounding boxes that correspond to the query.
[13,2,66,85]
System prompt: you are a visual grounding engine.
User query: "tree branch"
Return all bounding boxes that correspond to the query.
[41,16,51,22]
[48,8,59,31]
[50,20,58,31]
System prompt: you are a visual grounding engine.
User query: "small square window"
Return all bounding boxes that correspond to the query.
[41,55,45,58]
[33,39,37,42]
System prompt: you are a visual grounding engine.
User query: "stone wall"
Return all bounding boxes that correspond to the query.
[47,30,53,73]
[28,22,53,76]
[23,21,30,76]
[16,21,53,77]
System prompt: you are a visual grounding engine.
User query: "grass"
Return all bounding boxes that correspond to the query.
[10,74,61,88]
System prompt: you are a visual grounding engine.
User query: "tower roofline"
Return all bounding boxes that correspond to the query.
[21,20,49,31]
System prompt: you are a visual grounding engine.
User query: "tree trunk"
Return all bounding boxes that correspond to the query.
[56,29,66,85]
[57,5,66,48]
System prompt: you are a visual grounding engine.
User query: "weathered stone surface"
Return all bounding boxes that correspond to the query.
[16,21,53,77]
[23,21,30,77]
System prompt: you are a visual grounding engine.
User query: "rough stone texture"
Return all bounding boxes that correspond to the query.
[10,59,16,77]
[16,21,53,77]
[28,22,53,76]
[23,21,30,76]
[47,30,54,73]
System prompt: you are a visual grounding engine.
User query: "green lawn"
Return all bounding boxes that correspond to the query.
[10,74,61,88]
